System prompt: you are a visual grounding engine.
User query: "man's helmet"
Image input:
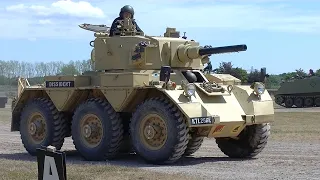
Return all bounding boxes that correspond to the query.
[120,5,134,17]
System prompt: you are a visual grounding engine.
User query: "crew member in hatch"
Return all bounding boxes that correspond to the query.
[109,5,143,36]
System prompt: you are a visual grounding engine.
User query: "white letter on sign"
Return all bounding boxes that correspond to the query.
[43,156,59,180]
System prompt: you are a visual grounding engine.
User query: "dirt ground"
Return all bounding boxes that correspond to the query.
[0,101,320,180]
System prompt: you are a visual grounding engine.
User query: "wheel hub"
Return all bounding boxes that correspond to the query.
[144,124,161,139]
[29,122,37,135]
[83,124,92,138]
[80,114,103,148]
[139,114,167,150]
[28,120,44,135]
[27,113,47,144]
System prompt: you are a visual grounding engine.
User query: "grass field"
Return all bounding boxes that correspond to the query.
[270,112,320,141]
[0,159,193,180]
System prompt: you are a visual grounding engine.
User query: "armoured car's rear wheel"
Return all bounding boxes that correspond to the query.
[130,97,189,164]
[19,98,67,156]
[183,133,204,156]
[71,98,124,161]
[215,123,270,158]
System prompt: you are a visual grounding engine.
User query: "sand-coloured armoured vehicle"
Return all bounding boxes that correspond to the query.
[11,18,274,165]
[274,75,320,108]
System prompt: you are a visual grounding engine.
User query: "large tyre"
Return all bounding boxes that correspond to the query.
[130,97,189,164]
[19,97,67,156]
[71,98,124,161]
[183,133,204,156]
[216,123,270,158]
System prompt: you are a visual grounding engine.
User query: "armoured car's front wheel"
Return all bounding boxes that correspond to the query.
[130,97,189,164]
[19,98,67,156]
[183,133,204,156]
[71,98,124,161]
[215,123,270,158]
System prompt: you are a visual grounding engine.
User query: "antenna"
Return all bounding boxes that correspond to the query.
[182,32,187,39]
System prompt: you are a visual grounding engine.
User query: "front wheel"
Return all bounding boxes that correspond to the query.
[130,97,189,165]
[215,123,270,158]
[183,133,204,156]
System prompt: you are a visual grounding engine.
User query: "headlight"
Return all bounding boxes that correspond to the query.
[184,83,196,97]
[251,82,265,95]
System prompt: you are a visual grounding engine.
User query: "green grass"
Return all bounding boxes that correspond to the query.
[0,159,193,180]
[269,112,320,141]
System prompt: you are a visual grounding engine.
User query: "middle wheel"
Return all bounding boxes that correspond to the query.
[71,98,124,161]
[130,97,189,165]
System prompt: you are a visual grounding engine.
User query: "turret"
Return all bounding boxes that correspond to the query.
[79,19,247,71]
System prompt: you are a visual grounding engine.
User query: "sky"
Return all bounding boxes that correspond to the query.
[0,0,320,75]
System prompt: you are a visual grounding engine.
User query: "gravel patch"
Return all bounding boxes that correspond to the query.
[0,128,319,180]
[1,104,320,180]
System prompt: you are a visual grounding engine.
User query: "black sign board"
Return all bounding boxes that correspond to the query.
[37,147,67,180]
[45,81,75,88]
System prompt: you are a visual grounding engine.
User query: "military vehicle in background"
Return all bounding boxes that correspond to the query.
[274,75,320,108]
[0,92,8,108]
[11,18,274,165]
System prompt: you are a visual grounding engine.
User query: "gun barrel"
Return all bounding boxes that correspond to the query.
[198,44,247,56]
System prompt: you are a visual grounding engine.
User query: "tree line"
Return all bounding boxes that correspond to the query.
[0,60,318,89]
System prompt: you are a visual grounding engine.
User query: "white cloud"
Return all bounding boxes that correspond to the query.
[38,19,53,25]
[1,0,320,40]
[6,0,105,18]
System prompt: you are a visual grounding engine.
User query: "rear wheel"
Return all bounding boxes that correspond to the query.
[19,98,67,156]
[71,98,124,161]
[216,123,270,158]
[130,97,189,164]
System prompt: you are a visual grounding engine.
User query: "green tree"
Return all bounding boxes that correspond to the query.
[215,62,248,83]
[59,62,80,75]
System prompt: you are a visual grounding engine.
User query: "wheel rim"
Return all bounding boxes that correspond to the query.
[27,112,47,144]
[139,113,168,150]
[79,114,103,148]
